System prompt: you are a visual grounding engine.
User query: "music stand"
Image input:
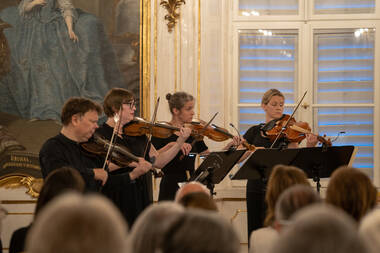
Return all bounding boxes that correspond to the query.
[190,149,246,195]
[231,146,355,192]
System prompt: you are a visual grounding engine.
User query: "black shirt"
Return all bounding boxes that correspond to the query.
[39,133,102,191]
[152,134,208,200]
[243,124,288,192]
[39,133,133,192]
[96,123,152,226]
[152,134,208,175]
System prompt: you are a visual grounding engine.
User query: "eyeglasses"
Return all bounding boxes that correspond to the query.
[124,100,136,109]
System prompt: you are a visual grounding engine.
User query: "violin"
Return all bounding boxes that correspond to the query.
[124,117,256,150]
[123,117,181,138]
[206,123,256,151]
[123,117,230,141]
[81,134,163,177]
[265,114,332,147]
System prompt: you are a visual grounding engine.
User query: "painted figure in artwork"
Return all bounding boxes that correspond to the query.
[0,0,125,120]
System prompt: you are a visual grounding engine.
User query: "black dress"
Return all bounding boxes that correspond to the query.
[243,124,288,240]
[151,134,208,201]
[96,123,152,227]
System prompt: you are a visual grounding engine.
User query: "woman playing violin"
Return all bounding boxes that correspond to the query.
[151,92,210,201]
[151,92,241,201]
[244,89,318,239]
[96,88,191,226]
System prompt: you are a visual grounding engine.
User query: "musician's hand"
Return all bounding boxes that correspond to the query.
[93,168,108,186]
[181,143,192,155]
[177,127,192,144]
[129,158,152,180]
[306,133,318,147]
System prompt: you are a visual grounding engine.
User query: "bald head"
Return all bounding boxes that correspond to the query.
[175,181,210,202]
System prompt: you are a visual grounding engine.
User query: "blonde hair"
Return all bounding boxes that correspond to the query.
[264,164,310,226]
[261,89,285,105]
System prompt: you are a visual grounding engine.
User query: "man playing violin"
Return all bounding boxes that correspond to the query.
[39,97,153,193]
[243,89,318,241]
[96,88,192,225]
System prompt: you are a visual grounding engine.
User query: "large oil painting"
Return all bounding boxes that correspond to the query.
[0,0,143,120]
[0,0,148,187]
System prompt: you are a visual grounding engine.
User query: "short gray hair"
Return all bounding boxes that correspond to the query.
[275,184,321,225]
[128,202,184,253]
[160,209,240,253]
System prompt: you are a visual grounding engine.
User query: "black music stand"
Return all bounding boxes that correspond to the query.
[231,146,355,192]
[190,149,246,195]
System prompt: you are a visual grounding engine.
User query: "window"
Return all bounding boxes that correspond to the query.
[233,1,379,180]
[239,0,299,16]
[314,0,375,14]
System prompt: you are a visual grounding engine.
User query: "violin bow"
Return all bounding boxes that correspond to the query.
[143,97,160,158]
[270,91,307,148]
[102,104,123,171]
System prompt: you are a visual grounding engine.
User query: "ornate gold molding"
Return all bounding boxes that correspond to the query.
[160,0,186,32]
[0,175,43,198]
[141,0,151,119]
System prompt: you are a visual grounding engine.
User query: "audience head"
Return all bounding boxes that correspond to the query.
[26,193,128,253]
[178,191,218,211]
[265,164,310,226]
[166,92,194,114]
[36,166,85,216]
[128,202,184,253]
[359,208,380,253]
[103,88,135,117]
[270,204,369,253]
[160,209,240,253]
[274,184,321,230]
[175,181,210,202]
[61,97,102,126]
[326,166,377,222]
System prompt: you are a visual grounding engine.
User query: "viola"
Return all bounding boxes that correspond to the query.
[81,133,163,177]
[265,114,332,147]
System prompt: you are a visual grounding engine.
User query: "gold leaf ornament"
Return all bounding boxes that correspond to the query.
[160,0,186,32]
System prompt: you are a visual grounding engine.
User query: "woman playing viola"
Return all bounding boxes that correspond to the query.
[96,88,191,226]
[244,89,318,240]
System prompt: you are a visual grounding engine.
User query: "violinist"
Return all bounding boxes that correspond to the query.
[151,92,241,201]
[39,97,116,191]
[96,88,191,225]
[244,89,318,240]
